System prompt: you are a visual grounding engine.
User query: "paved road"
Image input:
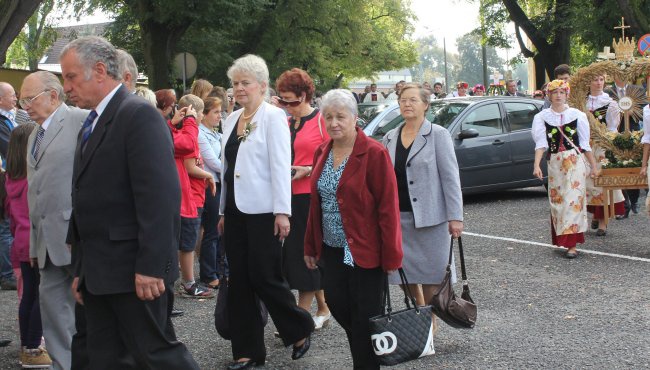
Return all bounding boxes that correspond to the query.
[1,186,648,369]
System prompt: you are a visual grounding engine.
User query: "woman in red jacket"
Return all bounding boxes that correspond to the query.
[304,89,402,370]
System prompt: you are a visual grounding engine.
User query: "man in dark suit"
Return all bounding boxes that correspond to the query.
[504,79,525,97]
[61,36,199,369]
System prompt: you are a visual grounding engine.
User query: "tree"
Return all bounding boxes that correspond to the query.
[0,0,43,65]
[456,32,505,86]
[81,0,417,90]
[409,35,456,84]
[5,0,57,70]
[475,0,650,89]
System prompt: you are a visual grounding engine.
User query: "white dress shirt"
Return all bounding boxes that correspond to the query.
[532,106,592,151]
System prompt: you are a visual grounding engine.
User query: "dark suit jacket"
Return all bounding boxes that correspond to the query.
[0,113,13,159]
[67,85,181,295]
[304,127,403,271]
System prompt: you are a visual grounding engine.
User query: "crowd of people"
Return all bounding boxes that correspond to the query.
[0,34,648,370]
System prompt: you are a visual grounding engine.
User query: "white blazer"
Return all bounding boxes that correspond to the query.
[219,102,292,216]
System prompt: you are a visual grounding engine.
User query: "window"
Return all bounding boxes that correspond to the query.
[504,102,539,131]
[461,104,503,136]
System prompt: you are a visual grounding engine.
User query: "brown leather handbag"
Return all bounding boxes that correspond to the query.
[429,236,477,329]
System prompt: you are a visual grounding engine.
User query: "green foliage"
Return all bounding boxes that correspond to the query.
[409,35,458,85]
[456,32,506,86]
[5,0,58,70]
[74,0,417,90]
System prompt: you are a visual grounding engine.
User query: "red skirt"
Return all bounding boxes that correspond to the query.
[587,202,625,219]
[551,218,584,248]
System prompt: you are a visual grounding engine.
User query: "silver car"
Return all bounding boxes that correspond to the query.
[361,96,547,194]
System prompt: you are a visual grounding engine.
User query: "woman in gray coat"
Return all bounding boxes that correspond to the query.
[382,83,464,329]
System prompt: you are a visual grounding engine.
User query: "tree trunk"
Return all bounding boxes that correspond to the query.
[138,19,190,90]
[0,0,42,65]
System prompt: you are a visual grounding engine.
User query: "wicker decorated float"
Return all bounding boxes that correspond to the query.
[567,18,649,221]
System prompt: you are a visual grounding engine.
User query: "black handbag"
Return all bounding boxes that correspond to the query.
[214,280,269,340]
[429,236,477,329]
[368,268,436,366]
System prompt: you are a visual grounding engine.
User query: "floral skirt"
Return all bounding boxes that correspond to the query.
[547,150,588,247]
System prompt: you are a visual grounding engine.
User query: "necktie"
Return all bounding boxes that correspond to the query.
[80,110,98,152]
[32,126,45,158]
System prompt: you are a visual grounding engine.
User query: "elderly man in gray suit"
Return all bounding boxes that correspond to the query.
[22,71,87,370]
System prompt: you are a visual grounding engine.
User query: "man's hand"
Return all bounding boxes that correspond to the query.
[30,258,37,268]
[217,217,224,236]
[71,277,83,305]
[304,256,318,270]
[135,273,165,301]
[208,176,217,196]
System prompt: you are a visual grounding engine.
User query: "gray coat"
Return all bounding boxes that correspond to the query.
[27,103,87,268]
[383,119,463,228]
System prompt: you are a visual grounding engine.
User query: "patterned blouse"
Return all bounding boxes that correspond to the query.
[317,151,354,267]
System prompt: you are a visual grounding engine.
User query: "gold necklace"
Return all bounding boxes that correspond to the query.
[242,102,263,121]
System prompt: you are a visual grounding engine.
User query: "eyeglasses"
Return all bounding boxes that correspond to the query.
[398,98,422,105]
[277,97,303,107]
[19,90,49,107]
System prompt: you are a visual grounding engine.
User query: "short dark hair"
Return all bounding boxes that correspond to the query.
[370,83,377,87]
[433,82,443,88]
[554,64,570,77]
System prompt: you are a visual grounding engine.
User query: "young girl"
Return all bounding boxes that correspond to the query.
[0,123,52,368]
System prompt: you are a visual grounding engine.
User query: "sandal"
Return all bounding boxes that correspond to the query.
[565,250,578,259]
[596,229,607,236]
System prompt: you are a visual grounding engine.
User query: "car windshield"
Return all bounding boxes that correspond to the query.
[357,103,389,128]
[428,101,469,128]
[370,100,469,139]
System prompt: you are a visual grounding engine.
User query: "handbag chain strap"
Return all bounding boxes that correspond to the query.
[448,236,470,287]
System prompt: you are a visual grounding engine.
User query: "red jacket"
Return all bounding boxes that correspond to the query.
[168,117,198,218]
[304,127,402,271]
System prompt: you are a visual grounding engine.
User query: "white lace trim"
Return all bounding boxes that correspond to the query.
[539,106,583,126]
[586,92,613,111]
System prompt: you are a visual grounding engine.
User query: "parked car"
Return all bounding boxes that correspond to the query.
[357,101,395,129]
[363,96,547,194]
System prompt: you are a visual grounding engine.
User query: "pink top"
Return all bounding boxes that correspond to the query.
[4,176,29,267]
[289,110,329,195]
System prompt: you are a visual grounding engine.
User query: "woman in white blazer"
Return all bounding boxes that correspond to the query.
[217,55,313,370]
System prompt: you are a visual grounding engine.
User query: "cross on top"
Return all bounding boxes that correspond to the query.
[614,17,630,40]
[491,71,503,85]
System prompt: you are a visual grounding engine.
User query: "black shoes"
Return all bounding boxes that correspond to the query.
[590,220,598,230]
[616,209,630,220]
[0,278,17,290]
[0,339,10,347]
[596,229,607,236]
[291,335,311,360]
[631,203,640,214]
[170,308,184,317]
[227,359,264,370]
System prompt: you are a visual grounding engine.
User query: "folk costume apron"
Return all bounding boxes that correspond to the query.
[545,120,589,248]
[584,94,625,217]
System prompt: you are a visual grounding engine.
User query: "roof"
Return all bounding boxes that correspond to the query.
[377,69,412,76]
[40,22,111,65]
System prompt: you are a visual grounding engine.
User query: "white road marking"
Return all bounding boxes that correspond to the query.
[463,232,650,263]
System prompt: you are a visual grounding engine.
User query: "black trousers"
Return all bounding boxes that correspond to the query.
[224,209,314,361]
[623,189,640,210]
[82,285,199,370]
[321,246,384,370]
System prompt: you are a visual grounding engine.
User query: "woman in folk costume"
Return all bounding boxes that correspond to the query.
[532,80,599,258]
[584,74,625,236]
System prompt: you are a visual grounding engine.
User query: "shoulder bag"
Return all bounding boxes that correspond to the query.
[368,268,436,366]
[429,236,477,329]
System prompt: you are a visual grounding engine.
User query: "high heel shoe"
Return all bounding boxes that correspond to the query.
[227,358,265,370]
[291,335,311,360]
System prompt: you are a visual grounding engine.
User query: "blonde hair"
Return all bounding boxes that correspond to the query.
[190,79,213,100]
[178,94,204,113]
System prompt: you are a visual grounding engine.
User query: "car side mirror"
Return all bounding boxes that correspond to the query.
[457,128,479,140]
